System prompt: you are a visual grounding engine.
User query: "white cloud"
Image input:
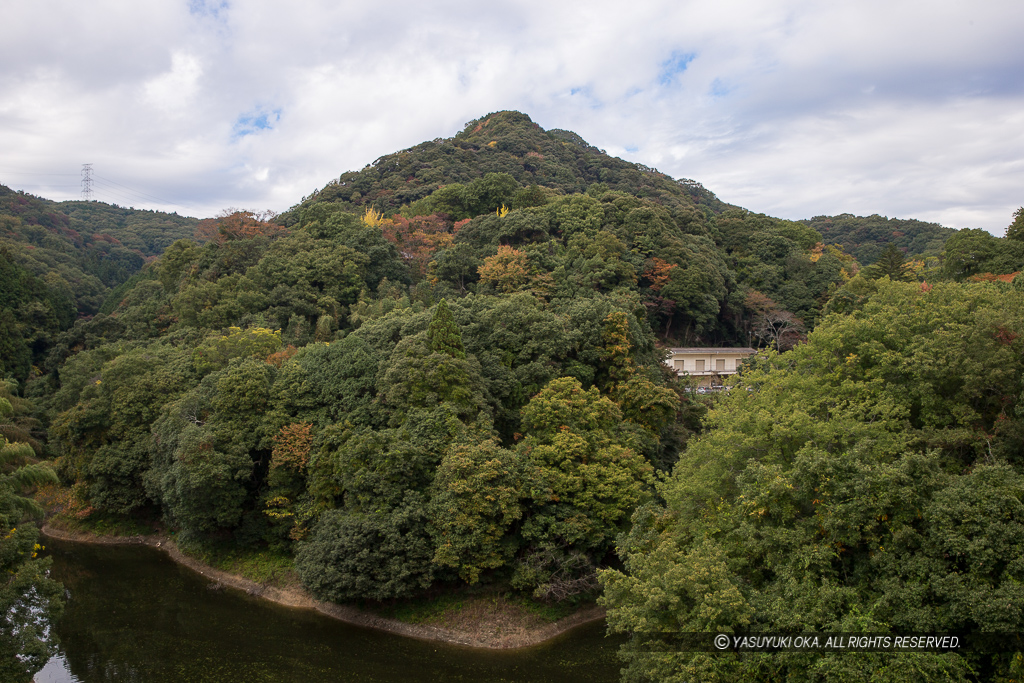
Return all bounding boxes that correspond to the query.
[0,0,1021,233]
[143,52,203,113]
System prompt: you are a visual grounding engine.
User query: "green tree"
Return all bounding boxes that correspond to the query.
[192,326,282,375]
[601,280,1024,682]
[295,498,435,602]
[864,242,911,281]
[298,406,473,601]
[379,334,490,426]
[426,299,465,358]
[514,377,653,599]
[941,229,1002,280]
[428,439,522,583]
[0,308,31,382]
[0,395,62,683]
[1005,207,1024,242]
[52,343,196,515]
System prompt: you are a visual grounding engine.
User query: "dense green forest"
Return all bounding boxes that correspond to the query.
[3,111,1024,682]
[802,213,956,265]
[0,184,197,382]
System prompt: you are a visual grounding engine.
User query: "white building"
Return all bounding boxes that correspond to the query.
[664,347,757,387]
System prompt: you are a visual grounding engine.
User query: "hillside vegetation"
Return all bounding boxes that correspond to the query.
[0,184,197,381]
[803,213,955,265]
[4,111,1024,682]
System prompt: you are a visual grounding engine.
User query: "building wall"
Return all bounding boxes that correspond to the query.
[664,348,756,387]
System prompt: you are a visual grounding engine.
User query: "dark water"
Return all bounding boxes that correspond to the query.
[35,540,624,683]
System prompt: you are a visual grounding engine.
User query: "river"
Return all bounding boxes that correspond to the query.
[34,540,624,682]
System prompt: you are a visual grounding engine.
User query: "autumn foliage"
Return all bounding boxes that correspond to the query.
[376,213,455,279]
[642,257,677,292]
[478,245,529,293]
[194,209,285,245]
[271,423,313,470]
[265,345,299,368]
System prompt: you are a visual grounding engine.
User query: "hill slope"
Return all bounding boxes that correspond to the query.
[802,213,955,264]
[0,184,197,380]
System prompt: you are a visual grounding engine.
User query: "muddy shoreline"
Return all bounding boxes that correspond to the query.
[41,525,607,650]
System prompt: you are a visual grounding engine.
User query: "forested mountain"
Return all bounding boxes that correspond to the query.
[0,185,197,382]
[4,111,1024,682]
[802,213,955,264]
[284,110,730,221]
[16,112,857,615]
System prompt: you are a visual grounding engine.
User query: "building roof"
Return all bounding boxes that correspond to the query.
[667,347,757,354]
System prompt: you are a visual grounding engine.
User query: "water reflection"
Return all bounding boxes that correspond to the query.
[37,541,623,683]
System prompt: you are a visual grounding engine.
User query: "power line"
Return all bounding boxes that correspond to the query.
[81,164,94,200]
[0,168,79,176]
[87,184,151,208]
[91,174,192,210]
[0,165,203,215]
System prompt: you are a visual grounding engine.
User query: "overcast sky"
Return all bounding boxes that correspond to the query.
[2,1,1021,234]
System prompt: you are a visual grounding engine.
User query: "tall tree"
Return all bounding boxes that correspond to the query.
[1007,207,1024,242]
[865,242,911,281]
[514,377,653,599]
[427,299,466,359]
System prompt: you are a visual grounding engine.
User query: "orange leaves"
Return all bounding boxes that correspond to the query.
[808,243,824,263]
[969,271,1020,283]
[34,482,94,520]
[477,245,529,293]
[194,209,284,245]
[265,344,298,368]
[642,257,677,292]
[271,423,312,470]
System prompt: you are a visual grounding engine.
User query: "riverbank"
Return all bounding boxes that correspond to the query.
[40,525,606,650]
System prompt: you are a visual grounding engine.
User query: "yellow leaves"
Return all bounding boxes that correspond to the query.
[361,206,385,227]
[264,495,294,519]
[196,326,283,373]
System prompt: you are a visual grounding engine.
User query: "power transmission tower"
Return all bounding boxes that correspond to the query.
[81,163,94,200]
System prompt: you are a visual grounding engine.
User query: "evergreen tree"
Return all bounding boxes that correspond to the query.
[1007,207,1024,242]
[865,242,910,281]
[426,299,465,359]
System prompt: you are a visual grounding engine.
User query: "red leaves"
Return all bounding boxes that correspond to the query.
[993,326,1020,346]
[379,213,454,280]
